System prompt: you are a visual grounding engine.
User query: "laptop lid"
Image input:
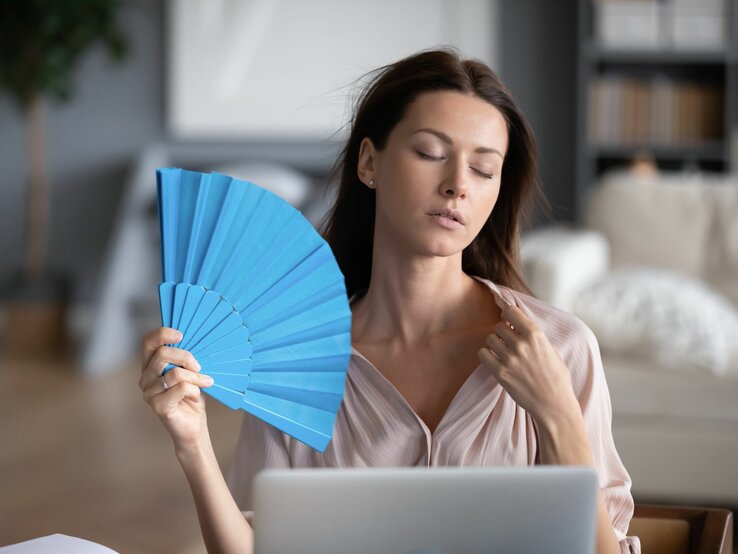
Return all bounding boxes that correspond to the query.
[253,466,598,554]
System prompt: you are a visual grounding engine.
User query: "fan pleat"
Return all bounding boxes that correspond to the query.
[205,188,264,298]
[157,171,180,283]
[246,280,347,332]
[230,213,304,311]
[185,174,230,283]
[235,221,321,310]
[179,294,235,352]
[242,244,336,318]
[176,290,220,349]
[242,391,336,426]
[181,179,209,282]
[248,370,345,391]
[251,311,352,352]
[252,292,350,332]
[217,193,287,301]
[173,171,201,281]
[240,243,324,315]
[196,182,246,286]
[247,383,343,412]
[177,285,208,336]
[203,373,250,393]
[207,383,248,411]
[252,349,350,373]
[241,391,335,433]
[252,246,331,310]
[157,168,351,451]
[196,334,254,362]
[158,282,176,327]
[203,370,346,397]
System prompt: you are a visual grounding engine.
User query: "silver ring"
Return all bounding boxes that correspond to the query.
[160,374,169,391]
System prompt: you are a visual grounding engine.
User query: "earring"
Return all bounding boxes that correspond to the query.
[369,179,375,187]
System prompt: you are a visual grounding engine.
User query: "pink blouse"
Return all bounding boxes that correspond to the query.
[226,276,641,553]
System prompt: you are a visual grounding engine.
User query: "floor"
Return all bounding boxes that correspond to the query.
[2,352,736,553]
[0,352,243,553]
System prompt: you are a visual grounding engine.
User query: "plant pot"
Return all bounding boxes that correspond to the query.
[0,269,71,358]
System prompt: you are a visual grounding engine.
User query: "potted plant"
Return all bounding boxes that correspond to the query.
[0,1,128,356]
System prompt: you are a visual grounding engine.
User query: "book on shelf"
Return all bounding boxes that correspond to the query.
[588,74,724,149]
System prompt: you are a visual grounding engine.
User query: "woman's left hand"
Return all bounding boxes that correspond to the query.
[477,303,580,424]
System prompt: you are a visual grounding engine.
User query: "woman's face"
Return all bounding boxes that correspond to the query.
[358,90,508,258]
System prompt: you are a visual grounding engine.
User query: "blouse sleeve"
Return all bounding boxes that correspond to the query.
[564,317,642,554]
[225,411,292,524]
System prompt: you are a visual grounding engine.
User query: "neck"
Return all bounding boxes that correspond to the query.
[351,242,483,348]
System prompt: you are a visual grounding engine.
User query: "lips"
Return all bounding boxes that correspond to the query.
[428,208,465,225]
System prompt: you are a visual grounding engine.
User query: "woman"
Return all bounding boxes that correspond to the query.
[140,48,640,553]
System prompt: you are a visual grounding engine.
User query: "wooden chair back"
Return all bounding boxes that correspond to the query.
[628,504,733,554]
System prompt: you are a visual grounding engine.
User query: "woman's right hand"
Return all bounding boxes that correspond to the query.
[139,327,215,453]
[140,329,255,551]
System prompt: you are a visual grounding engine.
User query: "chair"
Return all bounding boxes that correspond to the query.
[629,504,734,554]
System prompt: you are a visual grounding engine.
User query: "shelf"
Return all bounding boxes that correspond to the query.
[584,43,730,65]
[575,0,737,218]
[588,142,726,161]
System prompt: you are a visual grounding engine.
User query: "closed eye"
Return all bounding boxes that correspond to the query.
[417,151,495,180]
[417,151,443,161]
[474,169,495,180]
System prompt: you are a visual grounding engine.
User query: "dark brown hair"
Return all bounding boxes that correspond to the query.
[319,47,548,299]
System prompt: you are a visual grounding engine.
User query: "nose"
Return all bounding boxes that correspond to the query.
[439,157,468,198]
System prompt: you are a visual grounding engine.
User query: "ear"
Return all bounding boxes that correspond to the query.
[357,137,377,189]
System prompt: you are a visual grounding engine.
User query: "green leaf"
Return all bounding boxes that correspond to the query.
[0,0,130,109]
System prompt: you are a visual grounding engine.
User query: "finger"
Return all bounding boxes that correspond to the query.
[162,366,213,391]
[494,321,518,349]
[501,304,535,336]
[478,347,513,387]
[156,346,201,374]
[142,365,213,401]
[142,346,202,387]
[141,327,183,370]
[485,332,509,362]
[149,382,202,417]
[142,350,202,393]
[478,347,502,373]
[141,327,182,363]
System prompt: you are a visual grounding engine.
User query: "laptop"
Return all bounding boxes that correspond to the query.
[252,466,598,554]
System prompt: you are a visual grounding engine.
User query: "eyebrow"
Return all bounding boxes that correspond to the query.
[412,128,505,158]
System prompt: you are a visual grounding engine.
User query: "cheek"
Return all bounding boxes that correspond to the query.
[470,186,501,231]
[377,157,426,206]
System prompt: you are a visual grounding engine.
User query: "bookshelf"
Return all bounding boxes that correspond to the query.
[575,0,738,218]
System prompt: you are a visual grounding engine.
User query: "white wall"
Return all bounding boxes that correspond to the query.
[168,0,501,139]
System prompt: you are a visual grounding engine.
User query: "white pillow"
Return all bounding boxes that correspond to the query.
[571,268,738,376]
[584,171,713,279]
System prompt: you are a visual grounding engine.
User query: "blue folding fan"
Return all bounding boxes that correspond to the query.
[156,167,352,452]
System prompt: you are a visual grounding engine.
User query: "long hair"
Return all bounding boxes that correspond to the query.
[319,47,548,299]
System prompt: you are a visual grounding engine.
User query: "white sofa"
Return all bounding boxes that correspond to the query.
[521,170,738,504]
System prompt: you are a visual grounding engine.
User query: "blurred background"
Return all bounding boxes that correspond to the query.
[1,0,737,551]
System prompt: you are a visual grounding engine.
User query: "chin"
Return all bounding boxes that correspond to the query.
[416,236,467,258]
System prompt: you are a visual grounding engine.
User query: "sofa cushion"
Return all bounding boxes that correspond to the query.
[603,353,738,424]
[706,270,738,309]
[520,225,609,311]
[571,268,738,376]
[584,171,714,279]
[706,179,738,277]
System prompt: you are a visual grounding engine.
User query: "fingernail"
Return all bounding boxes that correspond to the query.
[173,330,183,341]
[194,360,202,372]
[202,376,214,386]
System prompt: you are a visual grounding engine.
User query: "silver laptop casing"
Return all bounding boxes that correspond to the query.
[253,466,598,554]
